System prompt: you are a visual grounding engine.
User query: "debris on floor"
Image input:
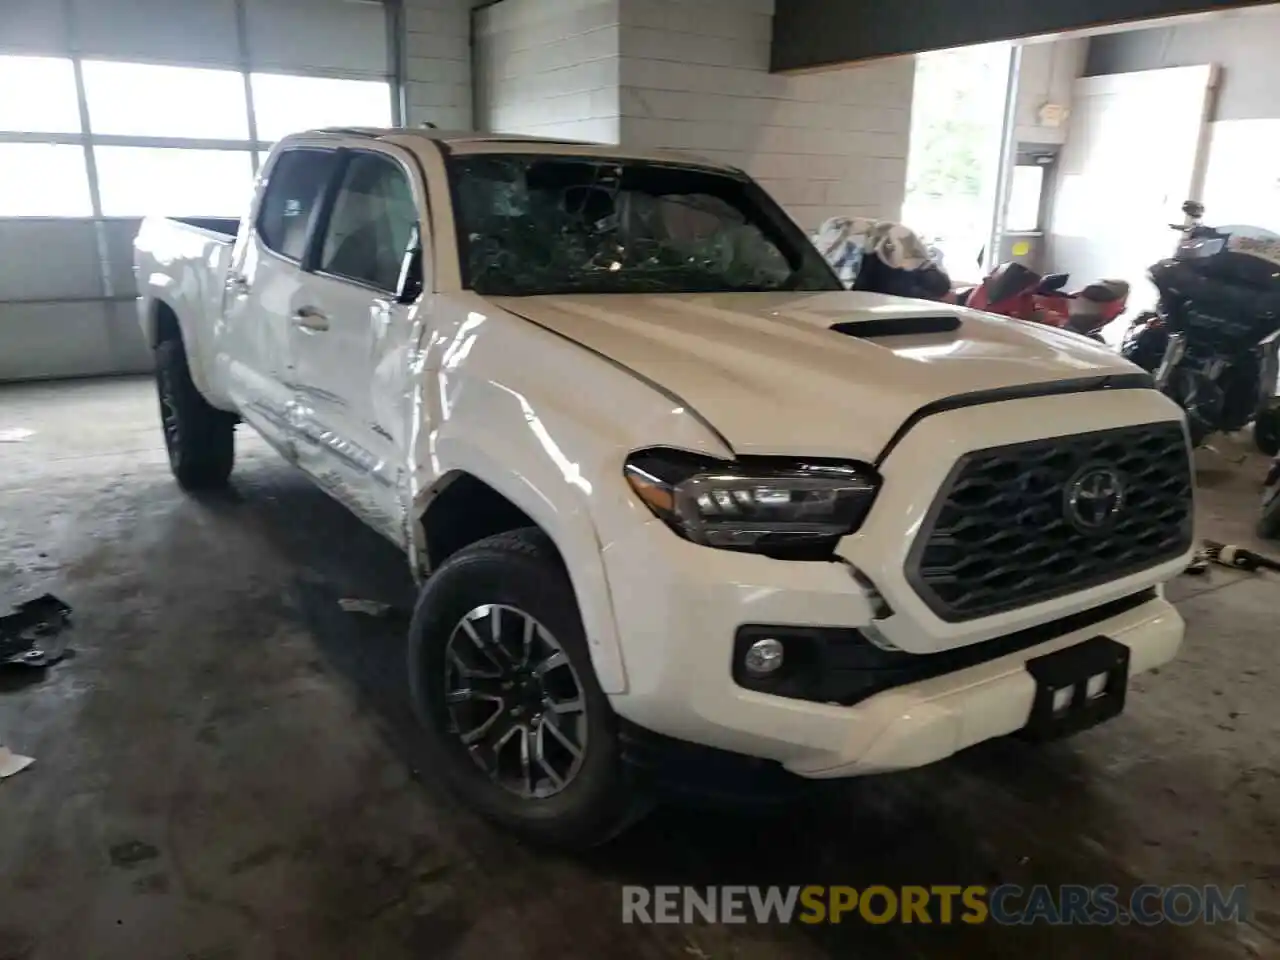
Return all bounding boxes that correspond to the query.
[0,747,34,780]
[337,597,396,618]
[1202,540,1280,574]
[0,593,72,667]
[1183,549,1211,576]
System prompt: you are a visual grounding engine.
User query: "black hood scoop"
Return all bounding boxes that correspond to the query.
[830,314,962,338]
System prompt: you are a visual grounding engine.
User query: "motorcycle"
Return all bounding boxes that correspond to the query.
[1119,201,1280,451]
[956,262,1129,340]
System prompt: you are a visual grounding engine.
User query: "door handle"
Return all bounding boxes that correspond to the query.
[292,306,330,332]
[227,273,251,294]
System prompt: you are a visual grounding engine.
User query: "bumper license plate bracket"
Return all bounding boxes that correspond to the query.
[1020,636,1129,742]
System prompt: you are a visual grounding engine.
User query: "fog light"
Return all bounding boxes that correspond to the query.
[743,637,785,676]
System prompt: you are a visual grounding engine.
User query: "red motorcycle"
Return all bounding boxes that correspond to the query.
[955,262,1129,340]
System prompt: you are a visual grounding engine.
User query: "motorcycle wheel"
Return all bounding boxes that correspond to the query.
[1254,404,1280,457]
[1258,475,1280,540]
[1188,419,1211,449]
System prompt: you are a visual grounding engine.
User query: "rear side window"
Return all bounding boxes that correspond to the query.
[257,148,336,260]
[319,153,419,292]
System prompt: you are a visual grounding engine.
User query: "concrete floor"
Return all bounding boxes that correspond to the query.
[0,376,1277,960]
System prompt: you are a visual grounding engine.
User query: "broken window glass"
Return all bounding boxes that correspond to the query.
[447,155,841,297]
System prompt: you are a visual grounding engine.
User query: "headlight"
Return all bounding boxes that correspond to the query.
[624,448,880,556]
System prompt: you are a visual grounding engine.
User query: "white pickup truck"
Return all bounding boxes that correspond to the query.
[136,127,1195,846]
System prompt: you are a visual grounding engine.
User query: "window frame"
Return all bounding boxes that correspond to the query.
[310,148,423,297]
[253,146,343,265]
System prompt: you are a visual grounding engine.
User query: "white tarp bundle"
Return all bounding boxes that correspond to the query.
[811,216,939,289]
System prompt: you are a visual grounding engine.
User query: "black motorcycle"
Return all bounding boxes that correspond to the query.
[1121,201,1280,452]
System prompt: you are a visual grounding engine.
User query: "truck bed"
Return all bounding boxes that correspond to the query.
[169,216,241,241]
[134,215,243,367]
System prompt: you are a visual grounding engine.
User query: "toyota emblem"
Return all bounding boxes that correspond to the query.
[1065,465,1127,533]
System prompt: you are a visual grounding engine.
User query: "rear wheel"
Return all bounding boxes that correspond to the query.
[407,528,649,847]
[155,338,234,490]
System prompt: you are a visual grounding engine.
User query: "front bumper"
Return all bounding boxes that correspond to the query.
[602,518,1185,778]
[601,389,1191,778]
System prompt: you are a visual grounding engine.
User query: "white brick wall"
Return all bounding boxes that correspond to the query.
[474,0,622,143]
[1015,38,1087,146]
[404,0,472,130]
[618,0,914,230]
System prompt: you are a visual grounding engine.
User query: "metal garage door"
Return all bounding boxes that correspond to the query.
[0,0,394,381]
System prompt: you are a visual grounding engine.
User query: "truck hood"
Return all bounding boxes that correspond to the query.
[489,291,1146,461]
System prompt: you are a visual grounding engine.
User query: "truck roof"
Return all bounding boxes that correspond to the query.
[283,126,733,171]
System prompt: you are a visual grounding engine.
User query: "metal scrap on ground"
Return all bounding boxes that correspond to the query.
[337,598,396,618]
[0,747,34,779]
[0,593,72,667]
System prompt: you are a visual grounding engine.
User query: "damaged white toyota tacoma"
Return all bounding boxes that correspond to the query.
[135,128,1195,846]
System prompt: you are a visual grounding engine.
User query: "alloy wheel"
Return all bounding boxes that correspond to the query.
[442,604,588,799]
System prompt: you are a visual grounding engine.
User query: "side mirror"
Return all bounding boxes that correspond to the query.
[396,224,425,304]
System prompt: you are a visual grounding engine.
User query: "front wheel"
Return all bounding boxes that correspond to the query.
[407,528,649,847]
[155,338,235,490]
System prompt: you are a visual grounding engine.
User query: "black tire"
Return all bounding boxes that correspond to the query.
[1258,481,1280,540]
[1188,418,1211,450]
[155,337,234,490]
[1254,406,1280,457]
[407,528,649,847]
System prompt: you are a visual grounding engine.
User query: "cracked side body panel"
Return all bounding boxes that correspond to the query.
[403,291,734,695]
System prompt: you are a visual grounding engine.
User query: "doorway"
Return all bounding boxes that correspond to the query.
[902,43,1015,284]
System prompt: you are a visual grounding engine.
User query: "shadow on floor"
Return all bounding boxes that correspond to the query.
[186,457,1270,960]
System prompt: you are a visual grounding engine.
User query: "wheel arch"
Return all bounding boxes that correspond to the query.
[141,294,223,403]
[147,297,182,348]
[414,453,628,696]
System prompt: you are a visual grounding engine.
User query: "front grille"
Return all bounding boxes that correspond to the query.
[908,423,1193,622]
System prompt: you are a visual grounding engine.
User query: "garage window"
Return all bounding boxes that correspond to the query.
[95,146,255,217]
[0,6,394,225]
[0,56,82,134]
[0,143,94,217]
[82,61,251,140]
[250,73,393,142]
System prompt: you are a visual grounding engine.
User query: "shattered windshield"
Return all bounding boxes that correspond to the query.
[447,154,842,296]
